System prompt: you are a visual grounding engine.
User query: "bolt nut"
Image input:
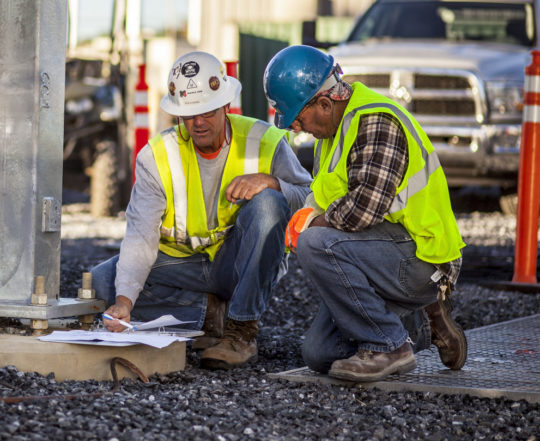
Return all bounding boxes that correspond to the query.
[31,293,48,305]
[78,288,96,300]
[30,319,49,330]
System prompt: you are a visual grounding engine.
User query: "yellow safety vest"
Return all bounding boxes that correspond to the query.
[311,82,465,264]
[150,114,286,260]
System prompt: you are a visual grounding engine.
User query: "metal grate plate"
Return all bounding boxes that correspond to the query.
[270,314,540,403]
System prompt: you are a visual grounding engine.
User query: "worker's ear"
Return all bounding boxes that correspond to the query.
[317,96,333,115]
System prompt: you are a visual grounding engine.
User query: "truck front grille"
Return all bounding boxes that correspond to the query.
[413,74,470,90]
[343,73,391,88]
[413,99,476,115]
[342,70,481,120]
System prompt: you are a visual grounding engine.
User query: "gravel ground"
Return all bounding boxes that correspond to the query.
[0,191,539,441]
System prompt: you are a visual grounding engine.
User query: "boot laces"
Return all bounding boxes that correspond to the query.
[223,320,243,340]
[356,349,374,360]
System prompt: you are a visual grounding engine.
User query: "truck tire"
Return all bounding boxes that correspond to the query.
[90,140,120,217]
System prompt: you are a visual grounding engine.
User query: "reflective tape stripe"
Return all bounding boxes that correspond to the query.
[313,139,323,176]
[525,75,540,93]
[134,91,148,106]
[188,226,231,249]
[160,132,237,248]
[160,225,231,247]
[328,103,430,174]
[524,105,540,123]
[162,135,188,238]
[389,150,441,214]
[332,103,431,169]
[161,121,270,248]
[134,112,149,128]
[319,102,440,213]
[160,225,174,237]
[244,120,269,174]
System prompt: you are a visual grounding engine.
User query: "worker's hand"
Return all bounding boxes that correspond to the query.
[225,173,280,204]
[285,207,321,253]
[102,295,133,332]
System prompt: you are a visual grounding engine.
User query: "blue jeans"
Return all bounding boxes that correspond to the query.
[91,189,291,330]
[297,221,436,374]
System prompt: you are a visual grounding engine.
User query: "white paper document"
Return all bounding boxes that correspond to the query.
[130,314,190,331]
[38,315,196,349]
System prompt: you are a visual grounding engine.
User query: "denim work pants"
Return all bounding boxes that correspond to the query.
[91,189,291,330]
[297,220,437,374]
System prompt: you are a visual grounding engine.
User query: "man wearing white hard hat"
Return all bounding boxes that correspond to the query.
[91,51,312,369]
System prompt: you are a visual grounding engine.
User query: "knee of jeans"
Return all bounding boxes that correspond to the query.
[296,227,324,261]
[238,189,290,230]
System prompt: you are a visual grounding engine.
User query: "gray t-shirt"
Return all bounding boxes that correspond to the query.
[197,143,228,230]
[115,128,312,304]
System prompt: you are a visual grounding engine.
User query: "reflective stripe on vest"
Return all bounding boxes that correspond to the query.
[311,82,465,264]
[317,102,441,215]
[245,121,270,174]
[152,116,284,261]
[159,120,272,247]
[161,131,188,243]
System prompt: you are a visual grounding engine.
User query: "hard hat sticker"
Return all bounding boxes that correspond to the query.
[209,76,220,91]
[187,79,197,89]
[172,63,182,79]
[182,61,200,78]
[169,82,176,96]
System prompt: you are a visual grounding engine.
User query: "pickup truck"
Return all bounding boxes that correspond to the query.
[295,0,538,213]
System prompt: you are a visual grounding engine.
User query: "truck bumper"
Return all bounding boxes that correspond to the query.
[423,122,522,188]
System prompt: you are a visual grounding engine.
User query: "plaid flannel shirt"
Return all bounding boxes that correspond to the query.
[324,112,461,287]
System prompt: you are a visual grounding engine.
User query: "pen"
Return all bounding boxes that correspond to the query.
[102,313,136,330]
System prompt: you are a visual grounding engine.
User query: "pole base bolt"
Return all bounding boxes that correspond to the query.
[78,288,96,299]
[78,272,96,299]
[30,319,49,330]
[31,293,48,305]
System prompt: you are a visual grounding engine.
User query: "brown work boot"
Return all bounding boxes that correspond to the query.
[200,319,258,369]
[192,293,227,350]
[425,285,467,370]
[328,342,417,382]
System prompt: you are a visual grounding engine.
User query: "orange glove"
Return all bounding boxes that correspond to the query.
[285,207,319,253]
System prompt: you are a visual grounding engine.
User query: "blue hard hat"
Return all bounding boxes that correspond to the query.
[263,45,334,129]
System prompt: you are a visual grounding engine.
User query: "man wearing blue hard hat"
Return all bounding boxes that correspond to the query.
[91,51,312,369]
[264,45,467,382]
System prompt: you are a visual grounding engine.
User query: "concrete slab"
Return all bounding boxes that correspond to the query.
[270,314,540,404]
[0,331,201,382]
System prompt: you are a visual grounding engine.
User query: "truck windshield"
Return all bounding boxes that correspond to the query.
[348,1,535,46]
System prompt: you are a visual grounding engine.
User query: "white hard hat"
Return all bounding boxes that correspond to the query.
[160,51,241,117]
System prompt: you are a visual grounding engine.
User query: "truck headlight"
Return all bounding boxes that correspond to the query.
[486,81,523,122]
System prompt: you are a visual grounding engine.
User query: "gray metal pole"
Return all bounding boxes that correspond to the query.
[0,0,104,321]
